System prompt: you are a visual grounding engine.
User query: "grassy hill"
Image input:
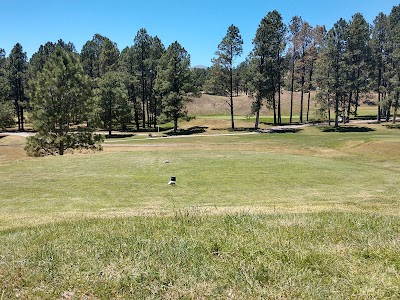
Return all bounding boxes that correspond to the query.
[185,91,378,121]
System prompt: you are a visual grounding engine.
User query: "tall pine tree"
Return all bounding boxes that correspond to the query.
[0,48,14,130]
[26,48,102,156]
[212,24,243,130]
[155,42,196,133]
[7,43,28,131]
[249,10,286,127]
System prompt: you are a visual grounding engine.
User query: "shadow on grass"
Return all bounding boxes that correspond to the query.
[259,128,303,134]
[320,126,375,133]
[385,124,400,130]
[230,127,258,132]
[105,134,136,139]
[117,127,173,133]
[260,122,303,126]
[354,115,377,120]
[166,126,208,136]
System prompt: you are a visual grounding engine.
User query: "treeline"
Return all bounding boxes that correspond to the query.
[0,30,197,155]
[206,5,400,128]
[1,5,400,155]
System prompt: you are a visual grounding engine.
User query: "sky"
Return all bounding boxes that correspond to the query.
[1,0,398,67]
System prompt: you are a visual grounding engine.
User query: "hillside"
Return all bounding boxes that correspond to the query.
[186,91,377,119]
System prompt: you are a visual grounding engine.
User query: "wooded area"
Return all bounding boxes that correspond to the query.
[1,5,400,155]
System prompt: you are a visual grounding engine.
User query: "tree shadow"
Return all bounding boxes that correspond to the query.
[320,126,375,133]
[166,126,208,136]
[354,115,377,120]
[230,127,258,132]
[105,134,136,139]
[259,128,303,134]
[385,124,400,130]
[117,127,173,133]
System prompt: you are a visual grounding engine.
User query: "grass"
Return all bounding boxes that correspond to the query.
[1,213,399,299]
[1,120,400,298]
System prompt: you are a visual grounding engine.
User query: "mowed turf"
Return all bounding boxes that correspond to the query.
[1,124,400,299]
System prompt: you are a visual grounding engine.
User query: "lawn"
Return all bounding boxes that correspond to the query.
[0,123,399,299]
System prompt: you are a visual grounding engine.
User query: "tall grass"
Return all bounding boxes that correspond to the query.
[1,212,399,299]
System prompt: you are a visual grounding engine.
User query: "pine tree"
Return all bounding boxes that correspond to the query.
[133,28,151,129]
[7,43,28,131]
[154,41,196,133]
[0,48,14,130]
[119,46,141,130]
[96,71,130,135]
[306,25,326,122]
[371,13,388,122]
[249,10,286,127]
[98,39,119,76]
[297,21,313,123]
[26,48,102,156]
[80,34,108,82]
[386,5,400,123]
[204,63,228,96]
[288,16,302,123]
[148,36,165,127]
[318,18,348,127]
[344,13,371,117]
[212,24,243,130]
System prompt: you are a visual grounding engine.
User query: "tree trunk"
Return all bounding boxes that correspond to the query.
[273,94,277,126]
[307,92,311,123]
[20,107,24,131]
[385,95,391,122]
[300,72,305,123]
[347,92,352,124]
[146,97,150,127]
[254,109,260,130]
[59,141,64,155]
[173,117,178,133]
[328,98,331,126]
[335,93,339,128]
[108,96,112,135]
[141,56,146,129]
[230,67,235,130]
[153,101,158,128]
[392,92,399,124]
[306,65,313,123]
[377,67,382,123]
[59,121,64,155]
[290,58,295,124]
[15,95,21,131]
[377,92,381,123]
[277,54,282,125]
[300,88,304,123]
[354,90,360,117]
[141,84,146,129]
[278,88,281,124]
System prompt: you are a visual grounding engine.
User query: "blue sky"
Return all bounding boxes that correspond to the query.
[1,0,398,67]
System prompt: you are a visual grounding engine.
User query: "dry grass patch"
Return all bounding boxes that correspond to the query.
[186,91,319,117]
[0,136,28,163]
[343,140,400,160]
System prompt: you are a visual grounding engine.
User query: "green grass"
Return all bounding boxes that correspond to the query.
[1,213,399,299]
[1,124,400,299]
